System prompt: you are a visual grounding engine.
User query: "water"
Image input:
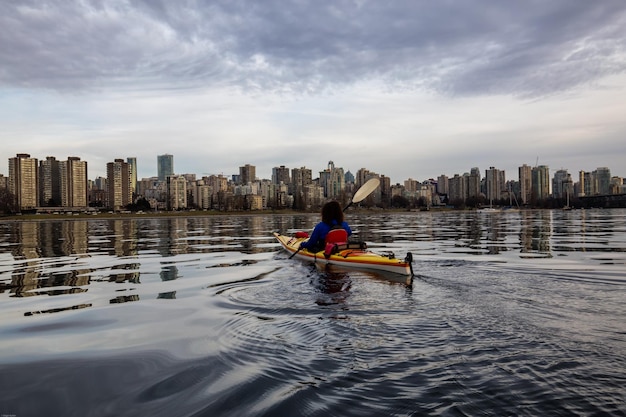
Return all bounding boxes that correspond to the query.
[1,209,625,416]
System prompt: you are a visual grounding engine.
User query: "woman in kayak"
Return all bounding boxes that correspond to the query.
[300,200,352,253]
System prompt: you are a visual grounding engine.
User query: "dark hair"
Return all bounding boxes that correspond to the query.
[321,201,343,225]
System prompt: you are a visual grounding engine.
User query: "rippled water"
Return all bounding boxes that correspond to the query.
[1,209,625,416]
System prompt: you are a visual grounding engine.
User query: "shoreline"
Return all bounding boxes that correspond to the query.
[0,206,604,222]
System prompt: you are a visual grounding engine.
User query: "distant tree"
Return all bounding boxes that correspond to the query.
[391,195,409,209]
[126,197,152,212]
[465,196,480,208]
[0,188,17,214]
[450,198,465,209]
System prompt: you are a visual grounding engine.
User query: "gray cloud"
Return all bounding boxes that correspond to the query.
[2,0,625,96]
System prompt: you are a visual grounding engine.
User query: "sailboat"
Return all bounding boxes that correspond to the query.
[480,198,500,212]
[563,189,572,210]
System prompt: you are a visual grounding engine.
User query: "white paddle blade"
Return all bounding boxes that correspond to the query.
[352,178,380,203]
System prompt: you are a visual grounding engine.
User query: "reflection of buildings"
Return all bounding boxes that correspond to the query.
[519,210,551,253]
[160,265,179,282]
[156,218,189,257]
[9,221,90,297]
[10,222,41,295]
[112,219,139,258]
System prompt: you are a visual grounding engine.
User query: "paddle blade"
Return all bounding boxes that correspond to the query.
[352,178,380,203]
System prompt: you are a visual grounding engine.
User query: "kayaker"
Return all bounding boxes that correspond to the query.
[300,200,352,253]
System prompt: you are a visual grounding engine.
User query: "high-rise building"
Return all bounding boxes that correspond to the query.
[552,169,572,199]
[595,167,611,195]
[127,157,137,198]
[519,164,532,204]
[157,154,174,181]
[468,167,481,198]
[291,167,313,210]
[485,167,504,203]
[59,157,88,208]
[345,170,355,184]
[355,168,375,188]
[272,165,290,185]
[39,156,61,207]
[531,165,550,201]
[107,159,131,210]
[578,170,586,197]
[239,164,256,185]
[449,174,467,202]
[437,174,449,196]
[167,175,187,210]
[9,153,38,210]
[291,167,312,188]
[320,161,345,198]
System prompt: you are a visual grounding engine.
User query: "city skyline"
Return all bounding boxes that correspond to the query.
[3,150,621,190]
[1,2,625,186]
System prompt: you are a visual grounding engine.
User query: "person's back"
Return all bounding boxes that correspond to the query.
[300,201,352,252]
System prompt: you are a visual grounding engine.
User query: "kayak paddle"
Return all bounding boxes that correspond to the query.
[343,177,380,211]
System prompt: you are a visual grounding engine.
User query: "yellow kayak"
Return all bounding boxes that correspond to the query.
[273,232,413,276]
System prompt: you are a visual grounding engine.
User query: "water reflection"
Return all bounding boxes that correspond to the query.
[1,210,625,316]
[313,268,352,307]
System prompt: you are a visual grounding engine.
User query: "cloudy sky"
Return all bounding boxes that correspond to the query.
[1,0,625,184]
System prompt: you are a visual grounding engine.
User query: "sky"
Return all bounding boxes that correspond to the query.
[1,0,625,184]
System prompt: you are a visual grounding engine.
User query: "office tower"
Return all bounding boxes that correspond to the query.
[380,175,392,206]
[321,161,344,198]
[8,153,38,210]
[449,174,467,202]
[485,167,504,203]
[107,159,131,210]
[552,169,572,199]
[355,168,372,188]
[59,157,88,208]
[468,167,481,198]
[345,170,355,184]
[39,156,61,206]
[404,178,419,193]
[595,167,611,195]
[272,166,291,185]
[291,167,312,189]
[582,171,596,196]
[94,176,107,191]
[531,165,550,201]
[437,174,449,196]
[157,154,174,181]
[127,157,137,198]
[578,171,586,197]
[239,164,256,185]
[519,164,532,204]
[167,175,187,210]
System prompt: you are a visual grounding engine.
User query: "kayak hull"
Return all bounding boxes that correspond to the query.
[273,232,413,276]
